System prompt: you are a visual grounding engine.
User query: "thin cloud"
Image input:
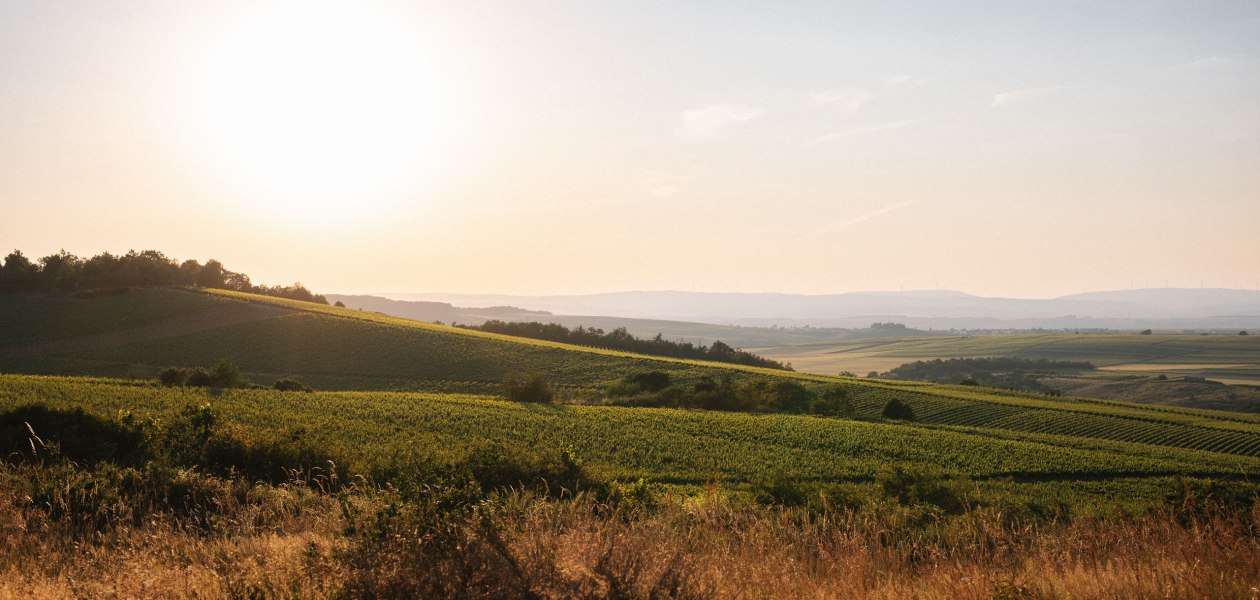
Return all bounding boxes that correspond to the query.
[677,104,764,139]
[806,201,917,238]
[812,74,916,113]
[1171,55,1233,70]
[806,118,926,145]
[810,89,870,112]
[990,87,1055,108]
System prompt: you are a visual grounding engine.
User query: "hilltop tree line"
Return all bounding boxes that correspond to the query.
[461,320,792,371]
[0,248,327,304]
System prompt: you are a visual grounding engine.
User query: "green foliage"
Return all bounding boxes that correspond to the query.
[881,398,916,420]
[0,247,328,303]
[209,359,246,387]
[753,475,811,507]
[273,378,312,392]
[625,371,672,393]
[876,466,971,513]
[6,375,1260,497]
[7,288,1260,459]
[607,371,673,397]
[0,404,155,467]
[882,357,1092,394]
[1166,476,1260,521]
[609,477,659,511]
[502,372,555,403]
[464,320,792,370]
[158,360,249,389]
[736,378,814,413]
[810,386,855,417]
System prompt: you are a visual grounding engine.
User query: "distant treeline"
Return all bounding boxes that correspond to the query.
[0,248,327,304]
[881,357,1094,395]
[461,320,792,371]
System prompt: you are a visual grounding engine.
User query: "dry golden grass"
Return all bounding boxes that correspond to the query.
[5,480,1260,600]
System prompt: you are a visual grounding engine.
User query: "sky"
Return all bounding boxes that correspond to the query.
[2,0,1258,298]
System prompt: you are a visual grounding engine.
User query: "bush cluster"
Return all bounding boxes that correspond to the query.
[880,357,1094,395]
[605,371,856,416]
[501,372,555,403]
[158,360,313,392]
[159,360,250,389]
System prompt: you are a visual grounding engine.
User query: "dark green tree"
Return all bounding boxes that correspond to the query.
[810,385,855,417]
[502,372,555,403]
[881,398,916,420]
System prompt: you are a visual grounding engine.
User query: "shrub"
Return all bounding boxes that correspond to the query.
[881,398,916,421]
[624,371,672,393]
[734,378,814,413]
[159,361,248,388]
[454,442,590,495]
[753,476,810,507]
[502,372,554,403]
[876,465,970,513]
[0,404,154,466]
[208,359,246,388]
[810,386,854,417]
[273,378,312,393]
[159,367,189,387]
[184,367,213,387]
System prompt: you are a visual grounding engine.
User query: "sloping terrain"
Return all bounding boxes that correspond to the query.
[4,288,1260,459]
[754,333,1260,384]
[3,375,1257,489]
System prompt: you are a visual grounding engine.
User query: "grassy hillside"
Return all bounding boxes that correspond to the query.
[8,374,1260,598]
[5,287,1260,459]
[4,375,1257,494]
[0,287,769,394]
[7,291,1260,597]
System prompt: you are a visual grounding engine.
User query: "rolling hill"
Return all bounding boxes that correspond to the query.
[327,293,942,348]
[3,374,1257,490]
[387,287,1260,329]
[4,286,1260,463]
[751,333,1260,385]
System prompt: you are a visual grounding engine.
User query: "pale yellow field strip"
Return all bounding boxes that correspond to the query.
[1099,363,1260,372]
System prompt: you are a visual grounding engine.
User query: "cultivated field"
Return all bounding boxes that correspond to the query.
[754,332,1260,384]
[6,289,1260,598]
[3,374,1259,502]
[5,288,1260,458]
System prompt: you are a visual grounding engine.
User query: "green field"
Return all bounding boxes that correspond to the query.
[753,332,1260,384]
[5,288,1260,462]
[3,375,1258,499]
[7,286,1260,597]
[0,288,763,395]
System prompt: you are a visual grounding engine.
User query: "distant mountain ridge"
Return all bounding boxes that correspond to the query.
[325,294,552,325]
[377,288,1260,330]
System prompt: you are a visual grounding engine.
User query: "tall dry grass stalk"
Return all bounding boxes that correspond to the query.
[5,480,1259,599]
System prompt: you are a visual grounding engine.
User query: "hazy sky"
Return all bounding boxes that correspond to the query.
[2,1,1258,297]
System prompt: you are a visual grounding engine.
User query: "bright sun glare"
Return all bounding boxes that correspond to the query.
[198,2,447,219]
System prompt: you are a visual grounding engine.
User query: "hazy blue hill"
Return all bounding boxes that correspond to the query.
[1057,288,1260,316]
[387,288,1260,329]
